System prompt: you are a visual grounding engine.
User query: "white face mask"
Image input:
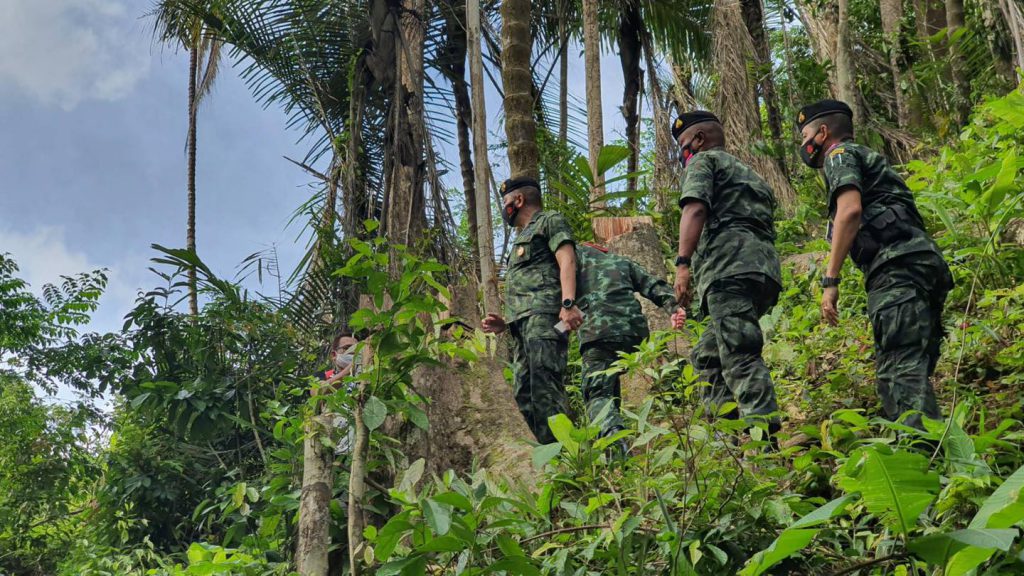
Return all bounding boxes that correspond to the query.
[334,352,354,368]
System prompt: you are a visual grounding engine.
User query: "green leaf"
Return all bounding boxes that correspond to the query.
[398,458,426,496]
[595,144,631,176]
[488,555,540,576]
[970,463,1024,530]
[738,529,818,576]
[432,491,473,512]
[908,528,1017,571]
[789,494,855,530]
[422,498,453,536]
[407,404,429,431]
[364,396,387,431]
[837,447,940,536]
[547,414,579,453]
[532,442,563,469]
[417,535,465,553]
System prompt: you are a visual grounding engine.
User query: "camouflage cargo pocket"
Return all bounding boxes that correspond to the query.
[707,293,762,354]
[868,286,929,351]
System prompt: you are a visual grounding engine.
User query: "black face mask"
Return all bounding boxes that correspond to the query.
[502,200,520,228]
[678,135,701,168]
[799,131,825,168]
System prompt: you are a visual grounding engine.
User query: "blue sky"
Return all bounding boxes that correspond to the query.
[0,0,634,340]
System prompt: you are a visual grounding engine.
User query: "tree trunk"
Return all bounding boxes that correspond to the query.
[558,0,569,150]
[981,0,1017,83]
[642,31,677,214]
[668,54,698,113]
[713,0,796,213]
[385,0,427,253]
[443,2,478,257]
[469,0,501,314]
[500,0,540,182]
[296,412,332,576]
[582,0,605,204]
[187,48,199,317]
[836,0,860,122]
[945,0,971,122]
[619,1,643,196]
[998,0,1024,80]
[740,0,788,178]
[880,0,910,128]
[347,399,368,576]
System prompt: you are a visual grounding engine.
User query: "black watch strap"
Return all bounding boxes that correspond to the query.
[820,276,841,288]
[675,255,692,267]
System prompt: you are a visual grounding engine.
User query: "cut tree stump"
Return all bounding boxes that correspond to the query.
[592,216,655,245]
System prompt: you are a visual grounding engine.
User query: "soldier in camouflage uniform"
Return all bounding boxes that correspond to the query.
[797,99,952,429]
[481,177,584,444]
[575,244,681,437]
[671,111,783,434]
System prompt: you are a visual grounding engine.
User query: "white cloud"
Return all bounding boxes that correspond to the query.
[0,0,151,109]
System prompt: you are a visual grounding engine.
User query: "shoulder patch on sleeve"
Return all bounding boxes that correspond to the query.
[829,147,845,156]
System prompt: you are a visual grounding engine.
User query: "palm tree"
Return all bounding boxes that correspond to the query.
[501,0,540,182]
[582,0,604,204]
[152,0,223,316]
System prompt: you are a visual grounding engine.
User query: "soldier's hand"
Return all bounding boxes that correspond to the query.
[559,305,584,332]
[671,308,687,330]
[674,267,692,308]
[481,313,508,334]
[821,286,839,326]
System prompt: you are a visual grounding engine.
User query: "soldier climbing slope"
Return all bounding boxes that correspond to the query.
[480,177,583,444]
[796,99,953,430]
[575,243,684,451]
[671,111,784,438]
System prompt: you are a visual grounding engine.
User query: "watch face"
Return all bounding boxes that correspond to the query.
[562,299,573,308]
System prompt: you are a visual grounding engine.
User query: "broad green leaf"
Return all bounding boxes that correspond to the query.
[908,528,1017,571]
[789,494,855,530]
[407,404,429,431]
[837,447,940,536]
[422,498,453,536]
[532,442,562,469]
[595,144,631,176]
[970,463,1024,530]
[547,414,579,453]
[364,396,387,431]
[488,555,539,576]
[432,491,473,512]
[738,529,818,576]
[398,458,426,496]
[417,535,465,553]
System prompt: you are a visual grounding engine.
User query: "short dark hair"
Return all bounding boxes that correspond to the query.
[506,185,542,208]
[809,113,854,139]
[330,331,354,352]
[685,120,725,146]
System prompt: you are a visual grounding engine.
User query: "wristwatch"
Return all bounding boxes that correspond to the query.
[562,297,576,309]
[675,255,692,267]
[820,276,841,288]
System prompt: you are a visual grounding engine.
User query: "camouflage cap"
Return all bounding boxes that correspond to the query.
[671,111,720,140]
[500,176,540,196]
[797,99,853,131]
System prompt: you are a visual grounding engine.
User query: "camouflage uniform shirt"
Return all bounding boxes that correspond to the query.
[822,141,942,279]
[504,210,575,322]
[679,148,782,311]
[576,245,677,345]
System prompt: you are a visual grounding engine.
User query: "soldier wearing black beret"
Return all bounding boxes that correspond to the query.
[796,99,953,430]
[671,111,783,440]
[481,176,582,444]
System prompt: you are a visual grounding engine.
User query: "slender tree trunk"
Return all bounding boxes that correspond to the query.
[714,0,796,213]
[187,48,199,317]
[945,0,971,122]
[668,54,698,113]
[386,0,427,254]
[740,0,787,177]
[836,0,860,122]
[469,0,500,313]
[500,0,540,182]
[443,2,478,257]
[880,0,909,128]
[557,1,569,202]
[347,398,368,576]
[619,1,643,196]
[582,0,604,204]
[296,411,332,576]
[642,34,677,214]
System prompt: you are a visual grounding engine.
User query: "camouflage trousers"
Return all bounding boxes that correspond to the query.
[692,274,781,430]
[866,253,952,429]
[580,338,641,437]
[509,313,569,444]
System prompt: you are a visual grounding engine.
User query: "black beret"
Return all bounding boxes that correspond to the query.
[671,111,720,140]
[500,176,540,195]
[797,99,853,131]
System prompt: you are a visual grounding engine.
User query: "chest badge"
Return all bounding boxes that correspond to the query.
[516,246,525,257]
